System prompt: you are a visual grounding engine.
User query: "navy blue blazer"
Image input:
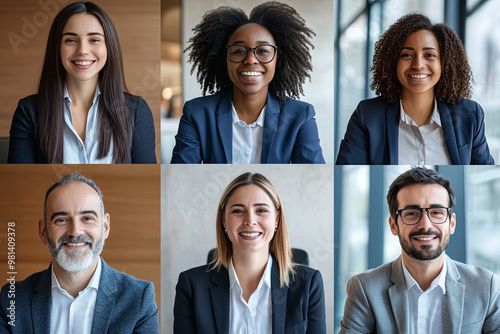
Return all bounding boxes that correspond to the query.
[336,97,494,165]
[173,260,326,334]
[171,90,325,163]
[8,94,156,163]
[0,258,159,333]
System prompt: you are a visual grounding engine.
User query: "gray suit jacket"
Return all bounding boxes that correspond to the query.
[340,255,500,333]
[0,257,159,333]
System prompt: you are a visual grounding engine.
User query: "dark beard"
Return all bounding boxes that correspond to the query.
[399,229,448,261]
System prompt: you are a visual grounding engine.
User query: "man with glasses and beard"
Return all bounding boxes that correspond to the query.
[0,172,159,333]
[340,167,500,334]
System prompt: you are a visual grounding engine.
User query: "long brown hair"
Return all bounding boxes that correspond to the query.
[212,172,295,287]
[37,1,132,163]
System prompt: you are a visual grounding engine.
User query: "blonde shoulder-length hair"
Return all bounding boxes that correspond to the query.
[211,172,296,287]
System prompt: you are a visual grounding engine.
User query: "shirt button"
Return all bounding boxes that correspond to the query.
[79,146,83,150]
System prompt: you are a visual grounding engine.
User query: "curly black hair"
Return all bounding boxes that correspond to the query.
[185,1,315,102]
[370,13,473,104]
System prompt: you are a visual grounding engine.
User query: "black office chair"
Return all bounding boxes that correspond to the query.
[207,248,309,266]
[0,137,9,163]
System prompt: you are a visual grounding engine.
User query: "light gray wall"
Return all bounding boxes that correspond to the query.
[181,0,334,163]
[161,165,334,333]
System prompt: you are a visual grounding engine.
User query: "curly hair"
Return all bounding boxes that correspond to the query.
[370,13,473,104]
[185,1,315,102]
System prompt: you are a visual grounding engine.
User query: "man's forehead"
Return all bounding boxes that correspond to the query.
[46,182,101,210]
[397,183,449,202]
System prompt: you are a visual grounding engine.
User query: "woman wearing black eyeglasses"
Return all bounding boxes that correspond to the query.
[171,1,325,164]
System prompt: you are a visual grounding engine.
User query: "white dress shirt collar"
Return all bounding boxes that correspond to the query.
[62,85,114,163]
[399,99,442,128]
[228,255,273,334]
[402,258,447,294]
[228,255,272,290]
[402,258,447,334]
[231,104,266,164]
[50,257,102,334]
[398,99,452,165]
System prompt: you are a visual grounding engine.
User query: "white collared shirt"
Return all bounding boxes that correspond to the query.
[398,99,452,165]
[402,259,447,334]
[231,104,265,164]
[50,258,101,334]
[63,86,114,163]
[228,255,272,334]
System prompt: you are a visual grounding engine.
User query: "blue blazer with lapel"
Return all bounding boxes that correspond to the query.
[340,255,500,334]
[173,259,326,333]
[336,97,494,165]
[171,90,325,163]
[8,94,157,163]
[0,258,159,333]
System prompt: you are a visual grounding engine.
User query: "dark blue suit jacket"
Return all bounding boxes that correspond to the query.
[171,90,325,163]
[173,260,326,334]
[8,94,156,163]
[336,97,494,165]
[0,258,159,333]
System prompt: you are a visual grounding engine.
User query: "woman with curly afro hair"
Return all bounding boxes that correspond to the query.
[171,1,325,164]
[336,13,494,165]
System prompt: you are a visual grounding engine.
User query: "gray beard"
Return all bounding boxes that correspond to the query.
[46,230,104,272]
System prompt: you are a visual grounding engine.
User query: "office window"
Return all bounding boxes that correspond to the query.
[465,1,500,161]
[466,166,500,274]
[467,0,483,10]
[381,0,444,29]
[340,0,366,28]
[338,166,370,282]
[336,13,368,150]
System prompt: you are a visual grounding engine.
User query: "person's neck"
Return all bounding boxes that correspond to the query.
[232,89,268,125]
[401,252,445,291]
[401,91,435,127]
[66,76,98,108]
[232,250,269,302]
[52,258,99,298]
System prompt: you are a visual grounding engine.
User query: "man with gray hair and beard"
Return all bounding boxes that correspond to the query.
[0,172,159,333]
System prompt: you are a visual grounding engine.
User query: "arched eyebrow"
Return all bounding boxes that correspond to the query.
[50,210,99,220]
[62,32,104,37]
[230,40,271,45]
[401,46,437,51]
[229,203,270,208]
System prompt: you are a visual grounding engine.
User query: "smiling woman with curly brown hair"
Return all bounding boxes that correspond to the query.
[336,13,494,165]
[171,1,325,164]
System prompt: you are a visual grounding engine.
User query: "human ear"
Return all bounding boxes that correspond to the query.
[389,216,399,235]
[39,219,47,245]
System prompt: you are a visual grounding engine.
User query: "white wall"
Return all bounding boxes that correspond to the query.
[161,164,334,332]
[181,0,334,163]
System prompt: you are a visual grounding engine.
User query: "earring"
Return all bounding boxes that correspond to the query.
[224,228,227,233]
[274,227,277,232]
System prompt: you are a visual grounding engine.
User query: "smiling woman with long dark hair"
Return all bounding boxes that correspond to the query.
[171,2,324,164]
[8,1,156,164]
[336,13,494,165]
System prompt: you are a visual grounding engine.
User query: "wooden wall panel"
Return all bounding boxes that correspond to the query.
[0,0,161,161]
[0,164,161,312]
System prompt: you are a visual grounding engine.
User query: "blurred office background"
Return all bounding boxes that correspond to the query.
[161,0,334,163]
[334,0,500,162]
[334,165,500,332]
